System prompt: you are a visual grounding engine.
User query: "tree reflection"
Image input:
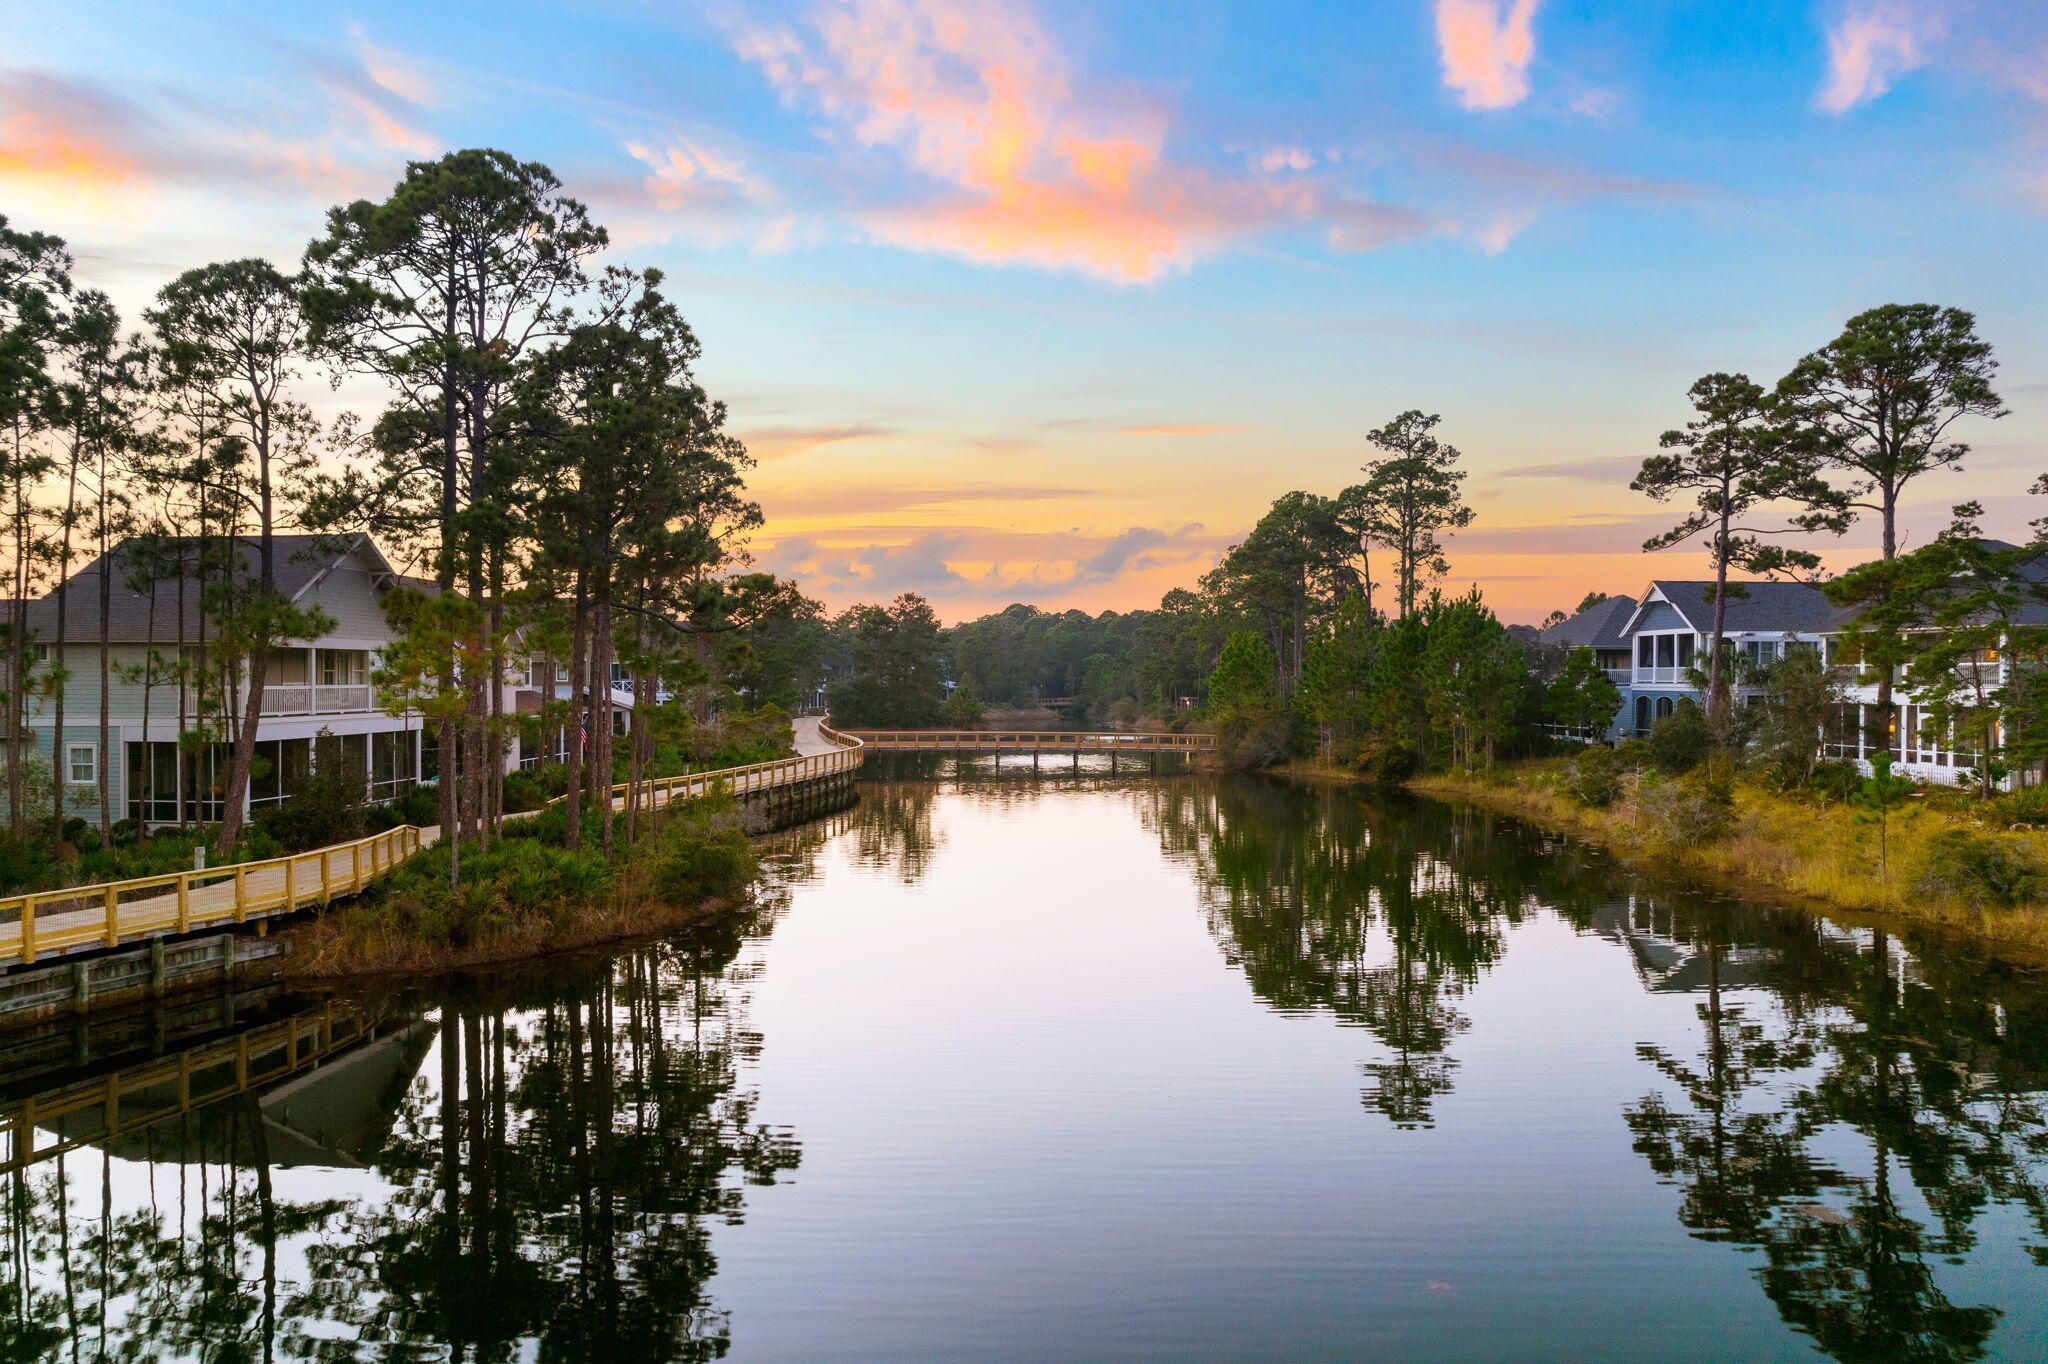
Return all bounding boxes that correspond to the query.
[1149,778,1606,1126]
[1627,913,2048,1360]
[1156,773,2048,1355]
[0,909,799,1361]
[849,777,941,884]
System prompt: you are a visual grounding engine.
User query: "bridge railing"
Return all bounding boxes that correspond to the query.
[0,825,425,968]
[0,999,395,1176]
[547,721,866,816]
[1,725,868,973]
[841,729,1215,751]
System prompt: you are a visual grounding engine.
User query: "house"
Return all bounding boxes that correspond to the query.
[11,535,432,828]
[1615,581,1838,740]
[1543,573,2008,784]
[1537,595,1636,684]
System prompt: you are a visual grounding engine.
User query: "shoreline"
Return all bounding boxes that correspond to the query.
[281,887,743,983]
[1404,764,2048,969]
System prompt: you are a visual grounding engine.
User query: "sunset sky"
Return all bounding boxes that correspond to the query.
[5,0,2045,623]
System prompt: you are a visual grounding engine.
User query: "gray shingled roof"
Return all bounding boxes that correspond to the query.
[1539,594,1637,649]
[21,535,367,642]
[1643,580,1839,633]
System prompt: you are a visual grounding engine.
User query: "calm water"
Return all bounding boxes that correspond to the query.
[5,760,2048,1361]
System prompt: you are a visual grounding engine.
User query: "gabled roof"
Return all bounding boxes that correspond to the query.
[1539,594,1636,650]
[1627,580,1839,636]
[21,535,391,642]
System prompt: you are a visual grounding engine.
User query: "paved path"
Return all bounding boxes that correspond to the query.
[793,715,838,756]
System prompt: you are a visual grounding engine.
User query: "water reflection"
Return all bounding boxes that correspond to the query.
[0,905,799,1361]
[5,770,2048,1360]
[1138,774,2048,1360]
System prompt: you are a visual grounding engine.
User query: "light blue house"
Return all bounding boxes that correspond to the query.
[1541,575,2003,784]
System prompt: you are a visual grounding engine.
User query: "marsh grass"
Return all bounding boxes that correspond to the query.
[1414,758,2048,961]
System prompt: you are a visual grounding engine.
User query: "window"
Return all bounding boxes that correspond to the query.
[1655,696,1675,720]
[1637,637,1654,667]
[67,744,96,785]
[317,649,367,685]
[1676,635,1695,668]
[1656,635,1675,669]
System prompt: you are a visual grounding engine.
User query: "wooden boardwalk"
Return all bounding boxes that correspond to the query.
[0,721,865,971]
[840,728,1214,753]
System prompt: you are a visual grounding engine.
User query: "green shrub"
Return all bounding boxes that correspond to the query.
[257,738,368,852]
[1912,828,2046,910]
[1565,746,1628,808]
[1636,771,1734,846]
[366,784,442,832]
[1353,742,1422,786]
[646,818,758,904]
[1992,783,2048,827]
[1647,700,1713,775]
[1809,758,1863,804]
[502,763,566,814]
[369,838,615,948]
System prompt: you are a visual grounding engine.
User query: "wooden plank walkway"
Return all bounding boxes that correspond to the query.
[0,722,865,970]
[841,728,1214,753]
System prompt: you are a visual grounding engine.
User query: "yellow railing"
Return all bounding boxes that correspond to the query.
[0,725,869,973]
[1,999,389,1175]
[547,722,865,816]
[841,728,1214,752]
[0,825,423,968]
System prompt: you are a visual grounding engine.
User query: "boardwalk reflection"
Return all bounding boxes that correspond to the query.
[0,901,800,1361]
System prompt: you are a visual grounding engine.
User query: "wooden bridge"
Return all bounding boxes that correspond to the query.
[839,728,1214,753]
[0,722,866,973]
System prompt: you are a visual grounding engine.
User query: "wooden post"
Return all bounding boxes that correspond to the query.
[104,885,118,949]
[21,895,37,965]
[321,850,332,904]
[235,866,248,924]
[283,857,295,915]
[352,843,362,891]
[176,874,190,934]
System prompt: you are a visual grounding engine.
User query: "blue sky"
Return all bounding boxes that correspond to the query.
[4,0,2044,620]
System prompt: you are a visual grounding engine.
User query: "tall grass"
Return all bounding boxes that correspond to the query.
[1414,758,2048,961]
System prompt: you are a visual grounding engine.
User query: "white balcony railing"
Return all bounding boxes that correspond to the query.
[1634,667,1684,685]
[261,684,374,716]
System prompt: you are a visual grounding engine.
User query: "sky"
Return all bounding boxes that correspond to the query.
[3,0,2045,624]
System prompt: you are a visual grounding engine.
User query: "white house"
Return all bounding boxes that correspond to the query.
[13,535,433,827]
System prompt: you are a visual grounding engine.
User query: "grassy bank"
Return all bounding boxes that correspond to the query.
[1410,757,2048,962]
[286,797,759,978]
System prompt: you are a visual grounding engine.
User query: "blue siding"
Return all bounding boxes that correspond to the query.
[1635,601,1690,632]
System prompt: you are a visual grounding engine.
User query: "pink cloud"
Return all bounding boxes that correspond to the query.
[730,0,1433,281]
[1436,0,1542,111]
[1815,3,1937,113]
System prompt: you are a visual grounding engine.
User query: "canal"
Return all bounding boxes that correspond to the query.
[4,759,2047,1360]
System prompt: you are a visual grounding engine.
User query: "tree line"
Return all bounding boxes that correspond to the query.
[818,302,2025,788]
[0,151,830,883]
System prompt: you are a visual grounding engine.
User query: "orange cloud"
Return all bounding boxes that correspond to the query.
[1816,3,1936,113]
[1436,0,1542,111]
[1117,424,1242,436]
[0,106,137,200]
[732,0,1431,281]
